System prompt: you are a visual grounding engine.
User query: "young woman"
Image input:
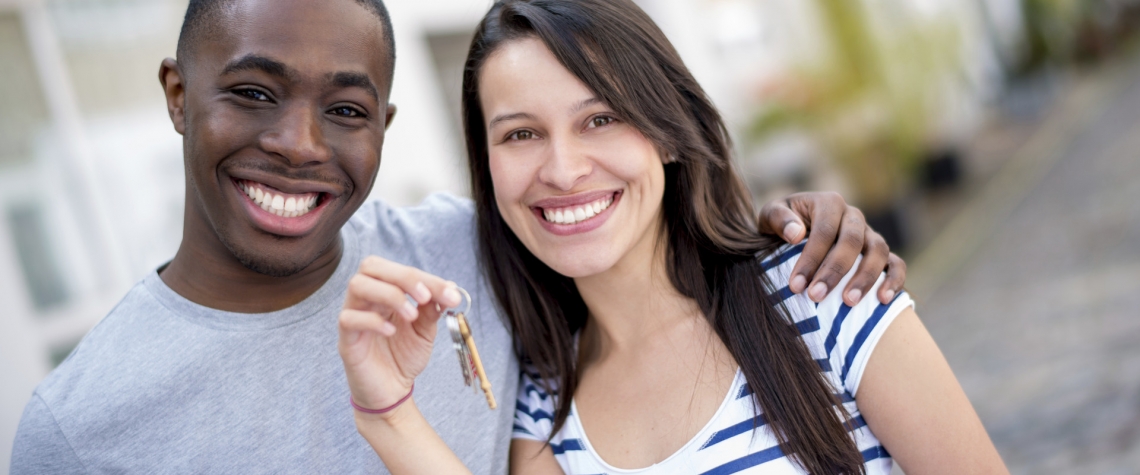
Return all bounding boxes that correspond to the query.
[338,0,1007,473]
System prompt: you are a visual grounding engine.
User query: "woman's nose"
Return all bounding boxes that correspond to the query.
[537,139,592,191]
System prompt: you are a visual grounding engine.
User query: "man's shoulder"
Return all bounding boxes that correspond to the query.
[349,192,475,234]
[34,277,172,409]
[346,193,479,269]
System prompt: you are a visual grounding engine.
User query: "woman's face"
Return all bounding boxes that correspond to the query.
[479,37,667,279]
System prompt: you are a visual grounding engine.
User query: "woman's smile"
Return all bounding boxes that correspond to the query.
[531,190,622,235]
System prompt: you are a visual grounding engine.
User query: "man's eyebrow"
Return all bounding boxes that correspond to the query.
[488,112,535,129]
[327,72,379,103]
[220,54,296,80]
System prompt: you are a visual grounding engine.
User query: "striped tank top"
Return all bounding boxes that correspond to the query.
[512,243,914,474]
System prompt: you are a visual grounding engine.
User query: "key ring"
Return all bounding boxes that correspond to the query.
[443,287,496,409]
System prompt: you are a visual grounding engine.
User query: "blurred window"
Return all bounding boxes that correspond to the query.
[6,202,69,311]
[0,12,51,168]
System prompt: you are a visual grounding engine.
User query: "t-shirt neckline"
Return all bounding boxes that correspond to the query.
[143,227,361,332]
[567,368,745,473]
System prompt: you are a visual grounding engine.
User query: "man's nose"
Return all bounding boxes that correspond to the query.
[259,104,333,166]
[537,138,592,191]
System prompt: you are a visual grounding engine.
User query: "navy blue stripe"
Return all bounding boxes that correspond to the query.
[524,383,550,401]
[841,294,902,384]
[511,423,533,435]
[846,414,867,431]
[761,242,805,271]
[550,438,585,455]
[700,445,786,474]
[738,383,851,406]
[769,286,795,303]
[861,445,890,462]
[737,383,752,399]
[823,304,853,356]
[795,316,820,335]
[515,400,554,424]
[816,358,832,372]
[699,415,768,450]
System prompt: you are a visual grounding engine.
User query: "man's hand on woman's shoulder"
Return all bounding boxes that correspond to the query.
[758,191,906,306]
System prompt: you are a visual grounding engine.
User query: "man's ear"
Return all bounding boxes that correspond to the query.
[384,104,398,131]
[159,58,187,135]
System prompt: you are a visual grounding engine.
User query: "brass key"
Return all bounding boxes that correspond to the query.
[444,288,496,409]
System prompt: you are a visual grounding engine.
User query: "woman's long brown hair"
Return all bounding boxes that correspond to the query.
[462,1,865,473]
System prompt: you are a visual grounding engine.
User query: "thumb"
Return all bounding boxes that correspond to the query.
[761,201,807,243]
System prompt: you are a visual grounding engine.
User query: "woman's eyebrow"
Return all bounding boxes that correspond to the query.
[570,97,602,114]
[488,112,535,129]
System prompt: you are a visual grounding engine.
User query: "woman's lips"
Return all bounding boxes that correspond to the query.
[531,191,622,236]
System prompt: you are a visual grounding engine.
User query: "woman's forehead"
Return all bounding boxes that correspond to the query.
[479,38,601,120]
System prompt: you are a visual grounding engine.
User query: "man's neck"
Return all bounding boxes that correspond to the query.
[160,237,343,314]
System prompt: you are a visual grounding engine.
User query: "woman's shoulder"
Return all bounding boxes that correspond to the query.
[758,241,915,396]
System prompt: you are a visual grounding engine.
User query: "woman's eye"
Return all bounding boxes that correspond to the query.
[234,88,270,102]
[588,116,615,128]
[330,106,365,118]
[507,130,534,141]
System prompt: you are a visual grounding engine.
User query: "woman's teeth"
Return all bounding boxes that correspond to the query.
[239,180,319,218]
[542,196,614,225]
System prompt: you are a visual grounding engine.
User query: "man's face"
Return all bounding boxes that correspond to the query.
[167,0,395,276]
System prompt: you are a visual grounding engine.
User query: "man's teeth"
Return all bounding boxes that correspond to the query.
[542,196,614,225]
[239,180,320,218]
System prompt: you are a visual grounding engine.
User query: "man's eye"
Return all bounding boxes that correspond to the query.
[507,130,534,141]
[330,106,365,118]
[234,88,270,101]
[588,116,615,128]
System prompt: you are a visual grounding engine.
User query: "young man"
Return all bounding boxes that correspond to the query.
[10,0,904,472]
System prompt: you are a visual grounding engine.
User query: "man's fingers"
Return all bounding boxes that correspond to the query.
[803,205,866,302]
[788,195,846,295]
[842,230,890,306]
[355,256,462,309]
[879,252,907,304]
[759,199,806,243]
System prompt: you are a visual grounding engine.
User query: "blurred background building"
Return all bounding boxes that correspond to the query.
[1,0,1138,473]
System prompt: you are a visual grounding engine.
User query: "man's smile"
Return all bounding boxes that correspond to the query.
[232,178,337,237]
[239,179,321,218]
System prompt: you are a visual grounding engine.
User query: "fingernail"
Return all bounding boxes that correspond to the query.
[412,282,431,304]
[882,289,896,302]
[783,222,804,242]
[400,301,418,320]
[383,322,397,336]
[790,275,807,293]
[809,282,828,302]
[444,287,461,307]
[846,289,862,305]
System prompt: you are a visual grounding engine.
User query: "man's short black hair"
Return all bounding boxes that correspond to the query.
[175,0,396,84]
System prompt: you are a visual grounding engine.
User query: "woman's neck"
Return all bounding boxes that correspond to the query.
[573,228,702,355]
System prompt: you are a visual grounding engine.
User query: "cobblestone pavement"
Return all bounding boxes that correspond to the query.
[914,57,1140,473]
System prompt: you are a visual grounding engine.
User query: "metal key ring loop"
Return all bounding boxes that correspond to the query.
[451,286,472,315]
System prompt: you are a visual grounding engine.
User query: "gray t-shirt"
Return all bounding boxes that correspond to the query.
[10,194,518,474]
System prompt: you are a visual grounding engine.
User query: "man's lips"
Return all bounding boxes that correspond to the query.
[232,179,335,237]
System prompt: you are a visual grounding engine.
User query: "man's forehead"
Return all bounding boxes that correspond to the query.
[199,0,393,86]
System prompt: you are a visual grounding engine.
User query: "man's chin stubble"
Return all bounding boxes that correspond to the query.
[219,232,333,278]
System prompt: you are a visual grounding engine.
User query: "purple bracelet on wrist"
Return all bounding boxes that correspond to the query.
[351,383,414,414]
